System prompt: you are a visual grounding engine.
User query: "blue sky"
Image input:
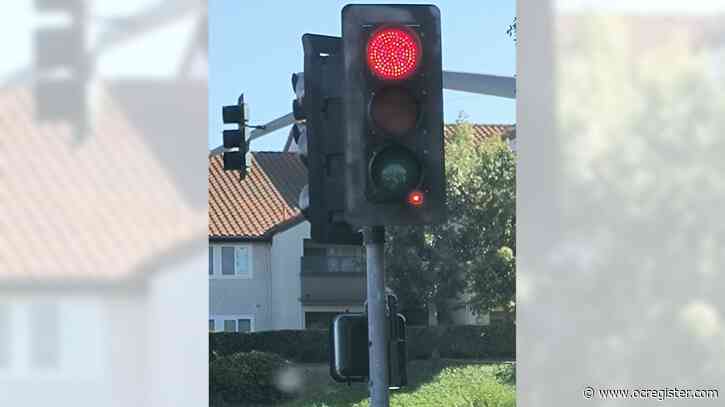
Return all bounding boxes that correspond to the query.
[208,1,515,151]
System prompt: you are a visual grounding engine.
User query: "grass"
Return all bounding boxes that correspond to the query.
[279,359,515,407]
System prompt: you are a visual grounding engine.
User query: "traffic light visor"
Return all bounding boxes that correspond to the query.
[366,26,421,81]
[222,105,242,124]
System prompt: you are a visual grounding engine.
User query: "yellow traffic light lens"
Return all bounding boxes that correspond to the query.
[370,86,419,135]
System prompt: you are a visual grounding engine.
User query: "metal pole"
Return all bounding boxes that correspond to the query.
[442,71,516,99]
[208,70,517,154]
[364,226,389,407]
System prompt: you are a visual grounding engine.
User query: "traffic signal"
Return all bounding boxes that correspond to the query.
[342,5,445,226]
[221,94,248,178]
[34,0,89,134]
[330,312,407,387]
[293,34,362,245]
[290,73,308,166]
[330,313,368,382]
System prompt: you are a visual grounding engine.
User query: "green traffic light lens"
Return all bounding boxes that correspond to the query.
[369,145,421,198]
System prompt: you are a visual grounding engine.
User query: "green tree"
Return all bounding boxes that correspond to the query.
[385,120,516,322]
[507,17,517,42]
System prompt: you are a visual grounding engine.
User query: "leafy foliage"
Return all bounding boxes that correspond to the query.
[507,17,517,42]
[494,362,516,385]
[210,329,329,363]
[386,120,516,319]
[280,361,515,407]
[384,364,515,407]
[407,322,515,360]
[210,323,514,364]
[210,351,295,405]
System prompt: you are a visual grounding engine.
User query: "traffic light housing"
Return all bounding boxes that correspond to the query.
[330,313,368,382]
[342,4,446,226]
[34,0,89,135]
[294,34,362,245]
[221,94,248,179]
[330,312,407,387]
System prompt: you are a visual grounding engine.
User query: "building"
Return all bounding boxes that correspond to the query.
[0,83,208,407]
[208,123,515,331]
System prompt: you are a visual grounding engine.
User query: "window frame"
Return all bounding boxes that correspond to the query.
[209,244,253,279]
[209,315,255,333]
[0,300,104,381]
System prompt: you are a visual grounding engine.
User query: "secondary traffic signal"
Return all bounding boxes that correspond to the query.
[342,5,446,226]
[34,0,88,135]
[221,94,248,178]
[330,313,368,382]
[290,72,310,215]
[293,35,362,245]
[329,312,407,387]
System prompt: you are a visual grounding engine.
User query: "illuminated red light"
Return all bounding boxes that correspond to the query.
[407,190,425,207]
[366,26,421,81]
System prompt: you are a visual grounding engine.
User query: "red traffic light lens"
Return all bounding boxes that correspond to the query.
[366,26,421,81]
[407,190,425,207]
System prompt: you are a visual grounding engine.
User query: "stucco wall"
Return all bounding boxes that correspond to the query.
[208,242,273,331]
[148,249,208,407]
[270,221,310,329]
[0,293,137,407]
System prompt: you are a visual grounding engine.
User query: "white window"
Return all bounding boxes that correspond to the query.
[208,247,213,275]
[30,303,59,369]
[0,304,9,370]
[209,245,252,278]
[210,315,254,333]
[0,300,104,380]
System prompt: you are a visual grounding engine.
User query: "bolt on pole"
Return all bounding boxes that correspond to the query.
[364,226,389,407]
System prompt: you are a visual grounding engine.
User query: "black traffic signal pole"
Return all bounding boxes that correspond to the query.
[364,226,389,406]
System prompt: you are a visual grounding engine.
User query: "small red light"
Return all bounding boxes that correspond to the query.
[407,190,425,207]
[366,26,421,81]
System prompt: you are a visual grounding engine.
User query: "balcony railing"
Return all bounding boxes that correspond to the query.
[301,255,365,274]
[300,256,366,305]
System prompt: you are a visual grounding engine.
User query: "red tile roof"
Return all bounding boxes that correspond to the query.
[0,86,207,283]
[209,124,513,240]
[444,123,514,143]
[209,153,306,240]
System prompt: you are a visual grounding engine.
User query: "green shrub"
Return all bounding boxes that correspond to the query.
[210,351,294,405]
[407,323,515,360]
[209,322,514,364]
[210,329,329,363]
[387,364,516,407]
[494,362,516,385]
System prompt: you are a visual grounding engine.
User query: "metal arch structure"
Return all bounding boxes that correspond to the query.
[442,71,516,99]
[8,2,514,156]
[257,71,517,153]
[16,2,512,155]
[23,0,210,207]
[4,0,205,86]
[210,71,516,154]
[209,112,296,156]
